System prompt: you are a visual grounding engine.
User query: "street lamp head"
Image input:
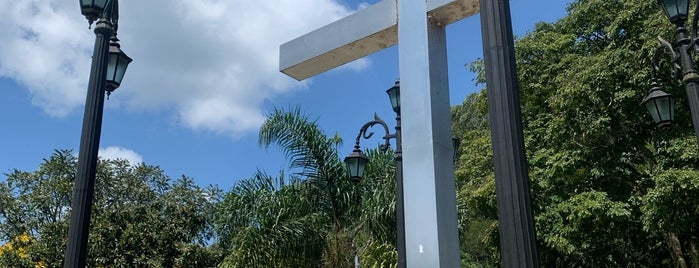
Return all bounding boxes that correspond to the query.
[643,81,675,127]
[657,0,690,26]
[106,37,132,94]
[344,147,369,182]
[80,0,109,25]
[386,81,400,114]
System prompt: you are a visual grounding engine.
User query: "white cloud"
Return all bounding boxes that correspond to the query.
[98,146,144,164]
[0,0,366,136]
[0,1,93,117]
[336,58,372,72]
[357,2,373,10]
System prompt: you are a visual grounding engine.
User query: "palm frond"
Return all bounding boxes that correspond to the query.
[258,108,354,229]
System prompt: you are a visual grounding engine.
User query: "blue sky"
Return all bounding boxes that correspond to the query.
[0,0,572,191]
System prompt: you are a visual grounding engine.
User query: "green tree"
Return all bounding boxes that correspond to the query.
[456,0,699,266]
[0,150,75,267]
[451,90,500,266]
[0,150,222,267]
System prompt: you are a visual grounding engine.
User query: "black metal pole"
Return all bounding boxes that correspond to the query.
[64,18,113,268]
[478,0,540,267]
[685,82,699,145]
[394,113,406,268]
[676,27,699,146]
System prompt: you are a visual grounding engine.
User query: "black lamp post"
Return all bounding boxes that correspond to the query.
[343,81,459,268]
[64,0,131,267]
[647,0,699,145]
[344,81,405,268]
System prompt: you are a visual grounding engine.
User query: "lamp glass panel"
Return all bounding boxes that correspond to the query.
[345,157,358,178]
[345,155,368,179]
[645,100,662,123]
[387,86,400,112]
[677,0,690,16]
[393,89,400,109]
[645,95,674,124]
[670,98,675,121]
[94,0,108,8]
[356,157,367,178]
[114,55,131,85]
[661,0,679,18]
[82,0,108,9]
[656,96,673,122]
[659,0,689,22]
[106,53,118,84]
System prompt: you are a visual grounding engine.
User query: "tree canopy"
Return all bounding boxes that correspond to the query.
[454,0,699,266]
[0,150,222,267]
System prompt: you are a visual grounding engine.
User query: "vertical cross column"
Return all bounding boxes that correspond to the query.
[399,0,460,266]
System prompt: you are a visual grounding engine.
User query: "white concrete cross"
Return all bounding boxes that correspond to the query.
[280,0,479,266]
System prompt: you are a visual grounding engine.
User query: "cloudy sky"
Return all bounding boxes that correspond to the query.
[0,0,571,190]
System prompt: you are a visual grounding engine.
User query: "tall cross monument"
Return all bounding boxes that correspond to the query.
[279,0,539,267]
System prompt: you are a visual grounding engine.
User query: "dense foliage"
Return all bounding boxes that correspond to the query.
[454,0,699,266]
[0,150,221,267]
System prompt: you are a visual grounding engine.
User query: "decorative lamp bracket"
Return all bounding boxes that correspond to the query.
[354,113,395,154]
[654,36,682,80]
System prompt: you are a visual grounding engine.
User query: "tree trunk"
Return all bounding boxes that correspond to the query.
[664,232,688,268]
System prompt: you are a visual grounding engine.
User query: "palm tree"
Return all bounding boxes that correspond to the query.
[259,108,358,267]
[216,108,401,267]
[259,108,353,232]
[215,172,325,267]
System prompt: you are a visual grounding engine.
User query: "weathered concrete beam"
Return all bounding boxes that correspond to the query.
[279,0,479,80]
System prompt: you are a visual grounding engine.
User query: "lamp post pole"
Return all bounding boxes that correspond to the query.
[344,102,460,267]
[344,82,406,268]
[648,0,699,146]
[393,110,405,268]
[346,112,405,267]
[64,17,112,268]
[675,26,699,145]
[65,1,128,266]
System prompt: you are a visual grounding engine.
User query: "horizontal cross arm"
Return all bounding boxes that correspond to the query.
[279,0,479,81]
